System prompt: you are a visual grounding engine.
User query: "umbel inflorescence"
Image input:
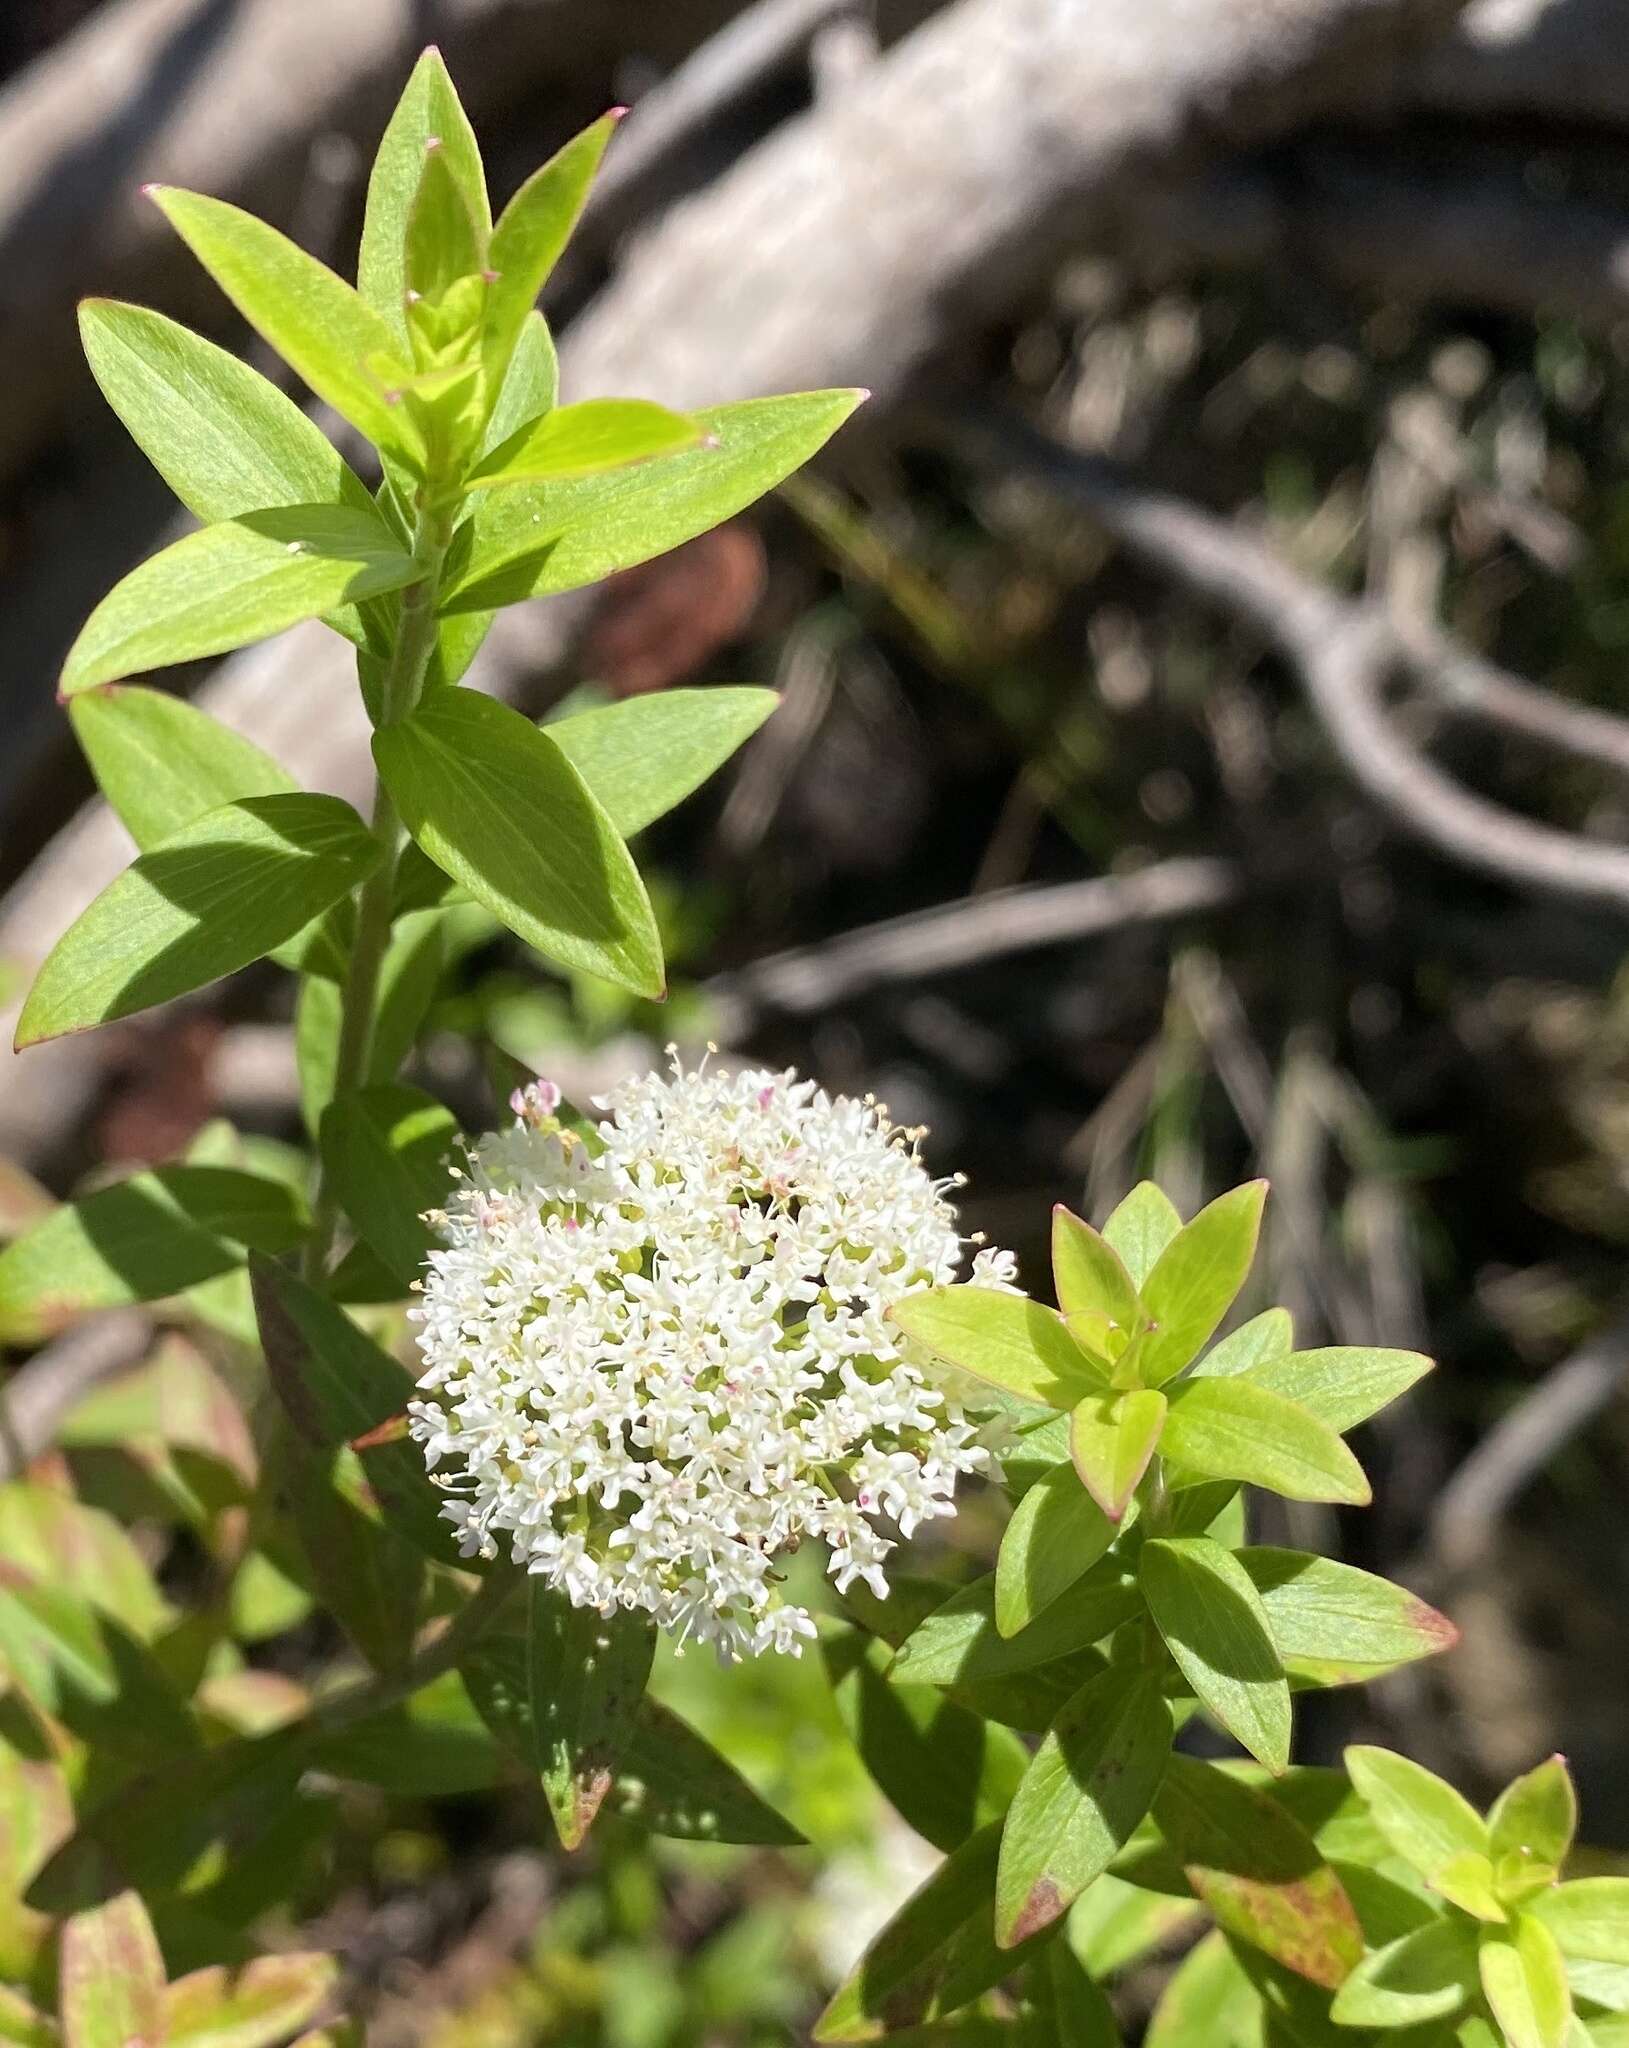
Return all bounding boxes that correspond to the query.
[408,1058,1012,1658]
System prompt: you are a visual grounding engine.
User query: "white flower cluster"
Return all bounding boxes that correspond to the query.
[408,1057,1012,1659]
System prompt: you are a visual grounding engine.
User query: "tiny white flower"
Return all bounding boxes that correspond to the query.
[408,1055,1004,1660]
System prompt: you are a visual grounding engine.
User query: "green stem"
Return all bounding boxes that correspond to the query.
[303,505,451,1280]
[304,1562,521,1743]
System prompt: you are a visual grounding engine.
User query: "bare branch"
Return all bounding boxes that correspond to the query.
[0,1309,150,1484]
[1426,1306,1629,1576]
[960,410,1629,913]
[706,856,1240,1037]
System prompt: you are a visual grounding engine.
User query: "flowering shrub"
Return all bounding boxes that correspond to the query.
[0,47,1621,2048]
[412,1062,1004,1657]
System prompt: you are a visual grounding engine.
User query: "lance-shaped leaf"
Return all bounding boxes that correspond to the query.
[1033,1941,1123,2046]
[0,1575,195,1762]
[248,1254,450,1560]
[1329,1917,1478,2029]
[994,1462,1121,1638]
[60,507,417,694]
[1531,1882,1629,1964]
[445,389,865,611]
[462,1584,655,1850]
[890,1561,1141,1689]
[1491,1757,1577,1886]
[469,398,701,488]
[1161,1377,1370,1504]
[1482,1916,1574,2048]
[823,1624,1026,1853]
[611,1699,804,1846]
[481,113,619,400]
[374,689,663,997]
[318,1083,457,1290]
[1141,1537,1290,1772]
[286,1449,424,1675]
[58,1890,165,2048]
[0,1166,305,1341]
[814,1821,1049,2043]
[1069,1389,1166,1522]
[1144,1930,1262,2048]
[546,687,778,838]
[164,1955,338,2048]
[1101,1182,1182,1287]
[889,1288,1105,1409]
[1153,1754,1365,1988]
[405,144,484,301]
[81,299,378,526]
[1236,1548,1458,1686]
[995,1665,1173,1948]
[1051,1204,1141,1341]
[1235,1345,1434,1432]
[151,186,419,459]
[70,686,295,856]
[1346,1746,1490,1893]
[17,794,380,1045]
[359,48,489,343]
[1134,1182,1267,1387]
[1198,1307,1295,1375]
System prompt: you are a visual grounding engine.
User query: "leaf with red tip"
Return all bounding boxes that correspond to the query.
[58,1890,165,2048]
[1153,1755,1365,1989]
[994,1665,1172,1948]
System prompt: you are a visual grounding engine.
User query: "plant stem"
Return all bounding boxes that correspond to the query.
[303,505,451,1280]
[305,1562,521,1742]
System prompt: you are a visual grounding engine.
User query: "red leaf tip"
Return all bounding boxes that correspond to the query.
[608,105,631,121]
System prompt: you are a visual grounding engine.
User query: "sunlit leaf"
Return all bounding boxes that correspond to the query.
[1482,1915,1574,2048]
[1101,1182,1182,1288]
[1068,1389,1166,1521]
[1237,1548,1458,1686]
[58,1891,164,2048]
[1161,1377,1370,1504]
[890,1288,1106,1410]
[994,1462,1120,1637]
[546,687,778,838]
[1135,1182,1267,1387]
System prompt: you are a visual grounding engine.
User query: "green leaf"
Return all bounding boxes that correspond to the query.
[445,389,866,611]
[1329,1918,1478,2029]
[1145,1930,1261,2048]
[1101,1182,1182,1288]
[17,793,380,1045]
[60,506,417,694]
[1532,1883,1629,1965]
[813,1821,1048,2043]
[318,1083,457,1290]
[0,1166,305,1341]
[994,1665,1173,1947]
[1153,1754,1365,1989]
[1236,1549,1458,1686]
[1051,1204,1141,1340]
[889,1288,1105,1410]
[612,1698,805,1846]
[994,1463,1119,1637]
[481,308,557,451]
[0,1748,69,1984]
[463,1583,655,1850]
[822,1624,1027,1853]
[1482,1916,1574,2048]
[1141,1536,1290,1771]
[247,1253,450,1560]
[1436,1851,1511,1923]
[1068,1389,1166,1521]
[286,1448,423,1674]
[151,186,418,459]
[0,1484,171,1639]
[1068,1873,1204,1978]
[295,911,443,1136]
[1490,1757,1578,1878]
[0,1986,55,2048]
[405,144,484,301]
[546,687,778,837]
[480,113,618,402]
[1346,1747,1491,1893]
[164,1954,338,2048]
[80,299,376,526]
[1199,1308,1295,1376]
[1229,1346,1434,1433]
[373,688,663,997]
[69,685,295,854]
[1161,1378,1371,1505]
[889,1561,1140,1689]
[0,1576,195,1761]
[359,49,490,345]
[58,1891,164,2048]
[469,398,702,488]
[1135,1182,1267,1387]
[1032,1941,1122,2046]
